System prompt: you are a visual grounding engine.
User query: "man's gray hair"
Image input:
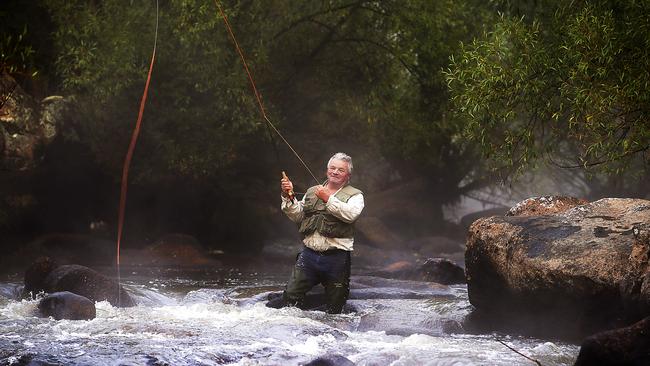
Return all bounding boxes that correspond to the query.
[328,152,353,174]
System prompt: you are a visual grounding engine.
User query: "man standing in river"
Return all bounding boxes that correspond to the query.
[275,152,364,314]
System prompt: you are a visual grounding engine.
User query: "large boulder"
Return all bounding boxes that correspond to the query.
[465,198,650,338]
[574,316,650,366]
[24,257,135,307]
[38,291,96,320]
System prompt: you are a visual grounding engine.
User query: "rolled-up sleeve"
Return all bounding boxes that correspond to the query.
[281,195,305,223]
[325,194,364,223]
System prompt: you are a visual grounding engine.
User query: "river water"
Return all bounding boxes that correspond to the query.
[0,266,579,366]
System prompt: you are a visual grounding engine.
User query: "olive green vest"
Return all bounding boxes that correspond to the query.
[298,184,363,238]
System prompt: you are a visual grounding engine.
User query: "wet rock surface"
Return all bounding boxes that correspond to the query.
[24,257,135,307]
[506,195,589,217]
[465,197,650,338]
[574,316,650,366]
[418,258,466,284]
[38,291,96,320]
[370,258,466,285]
[304,354,356,366]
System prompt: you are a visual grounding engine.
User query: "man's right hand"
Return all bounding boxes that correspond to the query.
[281,177,294,198]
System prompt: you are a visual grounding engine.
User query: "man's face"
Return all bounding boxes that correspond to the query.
[327,159,350,186]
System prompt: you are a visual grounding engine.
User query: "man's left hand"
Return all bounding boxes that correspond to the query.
[315,185,330,203]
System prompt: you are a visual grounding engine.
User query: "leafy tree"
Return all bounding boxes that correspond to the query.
[0,27,38,81]
[265,1,497,199]
[364,1,495,196]
[1,0,58,97]
[446,0,650,179]
[15,0,505,246]
[45,0,266,184]
[43,0,495,193]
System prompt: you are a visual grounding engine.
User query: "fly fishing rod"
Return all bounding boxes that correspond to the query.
[115,0,159,304]
[213,0,321,186]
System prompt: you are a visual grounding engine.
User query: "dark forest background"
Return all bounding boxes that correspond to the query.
[1,0,648,260]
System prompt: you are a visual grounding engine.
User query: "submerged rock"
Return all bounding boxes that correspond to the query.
[465,197,650,338]
[418,258,465,284]
[370,258,465,285]
[6,354,61,366]
[574,316,650,366]
[24,257,135,307]
[38,291,96,320]
[355,300,462,336]
[304,354,355,366]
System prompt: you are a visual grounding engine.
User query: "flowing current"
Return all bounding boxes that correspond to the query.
[0,267,579,366]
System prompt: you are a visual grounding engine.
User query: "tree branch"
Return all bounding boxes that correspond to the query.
[330,37,417,77]
[547,145,650,169]
[272,1,366,40]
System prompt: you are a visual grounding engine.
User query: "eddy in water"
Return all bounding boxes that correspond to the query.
[269,152,364,314]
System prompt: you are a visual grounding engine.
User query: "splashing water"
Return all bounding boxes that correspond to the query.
[0,269,578,365]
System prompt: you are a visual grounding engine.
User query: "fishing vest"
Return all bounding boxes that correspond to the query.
[298,184,363,238]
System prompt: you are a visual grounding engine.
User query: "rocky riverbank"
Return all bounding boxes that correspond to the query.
[464,196,650,364]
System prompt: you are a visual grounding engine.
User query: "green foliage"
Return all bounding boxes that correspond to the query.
[361,1,495,199]
[0,26,39,79]
[1,0,58,94]
[40,0,497,202]
[447,0,650,176]
[44,0,266,183]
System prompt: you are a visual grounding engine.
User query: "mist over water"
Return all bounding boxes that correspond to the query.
[0,267,579,366]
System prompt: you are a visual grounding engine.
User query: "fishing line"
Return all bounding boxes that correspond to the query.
[213,0,321,185]
[115,0,159,304]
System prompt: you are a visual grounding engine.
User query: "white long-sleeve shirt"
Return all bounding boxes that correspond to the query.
[281,187,364,252]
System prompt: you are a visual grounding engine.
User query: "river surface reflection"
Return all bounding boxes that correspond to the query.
[0,266,579,365]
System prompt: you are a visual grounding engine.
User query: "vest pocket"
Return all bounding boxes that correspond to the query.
[319,216,346,237]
